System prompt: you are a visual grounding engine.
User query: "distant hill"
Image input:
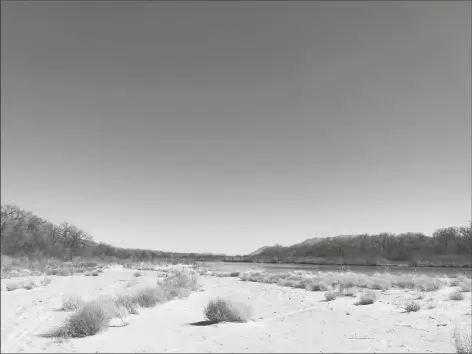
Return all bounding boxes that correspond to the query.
[248,246,270,256]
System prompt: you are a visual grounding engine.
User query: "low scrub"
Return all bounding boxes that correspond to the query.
[356,289,376,305]
[233,269,458,295]
[46,300,122,338]
[324,290,337,301]
[453,326,472,354]
[46,270,200,338]
[204,298,252,323]
[4,276,51,292]
[133,271,142,277]
[404,300,421,312]
[449,290,465,301]
[458,280,472,293]
[61,295,84,311]
[1,255,106,279]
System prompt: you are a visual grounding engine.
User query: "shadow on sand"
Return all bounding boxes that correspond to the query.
[188,320,219,326]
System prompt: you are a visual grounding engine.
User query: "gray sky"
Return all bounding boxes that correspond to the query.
[2,1,470,254]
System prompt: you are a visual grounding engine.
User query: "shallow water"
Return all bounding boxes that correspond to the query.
[200,261,472,277]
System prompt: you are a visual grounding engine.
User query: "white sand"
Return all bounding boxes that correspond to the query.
[1,270,471,353]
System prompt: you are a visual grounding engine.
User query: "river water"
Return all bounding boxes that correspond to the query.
[200,261,472,277]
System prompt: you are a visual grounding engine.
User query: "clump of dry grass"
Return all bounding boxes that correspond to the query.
[133,271,142,277]
[204,298,252,323]
[415,277,442,292]
[61,295,84,311]
[324,290,337,301]
[132,286,165,308]
[46,300,116,338]
[414,292,425,300]
[4,276,51,292]
[404,300,421,312]
[458,280,471,293]
[449,290,465,301]
[453,326,471,354]
[356,289,376,305]
[450,275,469,287]
[113,293,139,315]
[45,269,200,338]
[339,286,358,297]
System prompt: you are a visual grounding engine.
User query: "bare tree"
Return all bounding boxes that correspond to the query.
[1,205,26,234]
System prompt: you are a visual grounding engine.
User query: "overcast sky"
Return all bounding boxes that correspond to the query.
[1,1,470,254]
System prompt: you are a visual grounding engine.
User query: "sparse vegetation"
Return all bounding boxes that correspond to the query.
[45,270,200,338]
[47,300,117,338]
[449,290,465,301]
[356,289,376,305]
[414,292,425,300]
[324,290,337,301]
[3,276,51,292]
[453,326,472,354]
[404,300,421,312]
[204,298,252,323]
[61,295,84,311]
[133,271,142,277]
[458,280,472,292]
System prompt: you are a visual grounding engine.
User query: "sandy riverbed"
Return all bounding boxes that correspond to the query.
[1,268,471,353]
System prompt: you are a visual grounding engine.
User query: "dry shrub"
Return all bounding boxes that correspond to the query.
[61,295,84,311]
[404,300,421,312]
[414,292,425,300]
[339,286,358,297]
[47,300,113,338]
[416,277,442,292]
[204,298,252,323]
[113,293,139,315]
[324,290,337,301]
[453,326,472,354]
[133,271,142,277]
[356,290,376,305]
[449,290,465,301]
[458,280,471,293]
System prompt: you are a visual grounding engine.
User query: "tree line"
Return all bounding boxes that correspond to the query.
[0,205,225,263]
[226,224,472,267]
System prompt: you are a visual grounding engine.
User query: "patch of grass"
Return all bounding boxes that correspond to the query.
[61,295,84,311]
[453,326,472,354]
[356,290,376,305]
[404,300,421,312]
[449,290,465,301]
[324,290,337,301]
[203,298,252,323]
[133,271,142,277]
[91,271,99,276]
[229,272,240,277]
